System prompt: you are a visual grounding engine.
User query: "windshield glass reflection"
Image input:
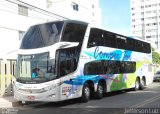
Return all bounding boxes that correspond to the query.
[17,52,57,83]
[20,21,64,49]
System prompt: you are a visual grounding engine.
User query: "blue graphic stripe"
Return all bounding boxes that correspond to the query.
[83,46,132,61]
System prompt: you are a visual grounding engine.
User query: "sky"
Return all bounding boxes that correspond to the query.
[100,0,132,36]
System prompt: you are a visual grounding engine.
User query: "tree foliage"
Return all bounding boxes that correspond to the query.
[152,51,160,65]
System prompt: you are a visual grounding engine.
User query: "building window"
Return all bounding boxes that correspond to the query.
[152,4,157,7]
[153,23,157,26]
[46,0,52,8]
[18,4,28,16]
[146,24,150,26]
[146,11,151,14]
[72,3,79,11]
[92,5,94,9]
[141,6,144,9]
[19,31,25,40]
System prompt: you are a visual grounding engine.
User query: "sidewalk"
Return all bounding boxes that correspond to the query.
[0,96,20,108]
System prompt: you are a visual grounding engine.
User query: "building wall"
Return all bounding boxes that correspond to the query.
[0,0,53,59]
[20,0,102,26]
[130,0,160,49]
[0,0,101,59]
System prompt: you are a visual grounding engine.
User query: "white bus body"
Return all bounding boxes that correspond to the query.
[14,20,153,103]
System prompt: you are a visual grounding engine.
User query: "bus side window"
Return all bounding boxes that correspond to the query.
[143,42,151,53]
[58,45,81,77]
[116,36,127,50]
[135,40,143,52]
[103,31,117,48]
[127,38,135,51]
[83,60,103,75]
[87,28,103,48]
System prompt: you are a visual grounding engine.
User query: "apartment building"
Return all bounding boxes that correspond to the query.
[130,0,160,49]
[0,0,101,59]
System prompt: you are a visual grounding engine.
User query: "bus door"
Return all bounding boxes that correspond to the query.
[57,48,79,100]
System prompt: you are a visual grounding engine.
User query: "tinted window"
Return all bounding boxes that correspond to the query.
[87,28,151,54]
[135,40,143,52]
[87,28,104,47]
[143,42,151,53]
[87,28,117,48]
[83,60,104,75]
[116,35,127,50]
[84,60,136,75]
[103,31,117,48]
[57,45,81,77]
[20,22,63,49]
[127,38,135,51]
[61,23,87,43]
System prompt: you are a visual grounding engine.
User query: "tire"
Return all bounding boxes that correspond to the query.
[134,78,140,91]
[81,83,90,103]
[94,82,103,99]
[140,78,145,90]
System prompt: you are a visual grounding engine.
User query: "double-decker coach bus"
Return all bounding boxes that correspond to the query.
[14,20,153,103]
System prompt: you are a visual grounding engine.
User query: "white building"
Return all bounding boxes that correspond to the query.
[130,0,160,49]
[0,0,101,60]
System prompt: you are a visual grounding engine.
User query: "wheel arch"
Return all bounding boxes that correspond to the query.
[142,76,146,85]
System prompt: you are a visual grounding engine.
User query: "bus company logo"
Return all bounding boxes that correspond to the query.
[83,46,132,61]
[94,47,132,61]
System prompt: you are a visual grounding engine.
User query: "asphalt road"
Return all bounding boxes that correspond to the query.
[7,82,160,114]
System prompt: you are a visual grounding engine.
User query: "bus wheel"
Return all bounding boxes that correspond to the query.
[81,83,90,103]
[95,82,103,99]
[140,77,145,90]
[134,78,140,91]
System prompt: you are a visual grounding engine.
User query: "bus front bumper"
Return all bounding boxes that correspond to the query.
[14,89,60,102]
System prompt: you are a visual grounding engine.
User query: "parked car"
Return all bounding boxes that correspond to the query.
[154,71,160,82]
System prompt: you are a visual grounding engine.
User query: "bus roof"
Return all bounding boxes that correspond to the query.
[30,19,88,27]
[29,19,150,44]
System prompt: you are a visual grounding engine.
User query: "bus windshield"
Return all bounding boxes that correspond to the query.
[20,21,64,49]
[17,52,56,84]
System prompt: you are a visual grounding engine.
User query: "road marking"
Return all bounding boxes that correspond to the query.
[130,94,160,108]
[128,90,160,94]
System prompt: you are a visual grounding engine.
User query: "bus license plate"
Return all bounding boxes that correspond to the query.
[27,96,35,100]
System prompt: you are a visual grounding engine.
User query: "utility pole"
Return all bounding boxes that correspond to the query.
[156,0,159,49]
[142,0,145,40]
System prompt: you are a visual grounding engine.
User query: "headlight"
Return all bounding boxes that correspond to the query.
[17,84,57,94]
[40,84,57,92]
